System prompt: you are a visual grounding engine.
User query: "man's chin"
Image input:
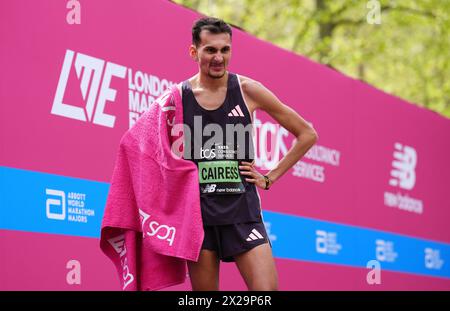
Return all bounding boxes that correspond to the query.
[208,70,226,79]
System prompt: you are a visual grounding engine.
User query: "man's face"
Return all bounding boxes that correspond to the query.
[190,30,232,79]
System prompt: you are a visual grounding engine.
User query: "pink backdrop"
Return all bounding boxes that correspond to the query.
[1,0,449,290]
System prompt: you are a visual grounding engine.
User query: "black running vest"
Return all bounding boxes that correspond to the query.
[182,72,262,226]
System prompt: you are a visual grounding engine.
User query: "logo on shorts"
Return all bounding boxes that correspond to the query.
[246,228,265,241]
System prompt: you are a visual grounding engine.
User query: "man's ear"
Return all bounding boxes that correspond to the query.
[189,45,199,62]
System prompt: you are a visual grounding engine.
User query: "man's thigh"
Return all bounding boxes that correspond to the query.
[234,243,278,291]
[187,249,220,291]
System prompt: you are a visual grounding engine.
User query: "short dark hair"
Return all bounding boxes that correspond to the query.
[192,17,232,47]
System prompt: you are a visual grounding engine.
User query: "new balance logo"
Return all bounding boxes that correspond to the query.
[246,228,264,241]
[228,104,245,117]
[203,184,217,193]
[389,142,417,190]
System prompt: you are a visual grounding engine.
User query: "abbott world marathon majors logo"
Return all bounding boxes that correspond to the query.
[51,49,175,128]
[384,142,424,214]
[425,247,444,270]
[375,239,398,263]
[315,230,342,255]
[45,188,94,223]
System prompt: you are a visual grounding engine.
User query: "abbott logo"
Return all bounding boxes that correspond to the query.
[315,230,342,255]
[46,189,66,220]
[66,259,81,285]
[375,239,398,263]
[425,248,444,270]
[263,221,277,243]
[51,49,126,128]
[389,143,417,190]
[366,260,381,285]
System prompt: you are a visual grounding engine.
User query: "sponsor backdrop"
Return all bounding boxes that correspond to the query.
[1,0,449,290]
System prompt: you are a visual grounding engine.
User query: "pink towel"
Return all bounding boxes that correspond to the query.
[100,85,204,291]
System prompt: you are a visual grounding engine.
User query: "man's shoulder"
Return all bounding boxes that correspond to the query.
[236,74,264,98]
[175,75,197,95]
[236,73,260,85]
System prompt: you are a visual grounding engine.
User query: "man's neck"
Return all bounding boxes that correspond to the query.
[194,71,228,90]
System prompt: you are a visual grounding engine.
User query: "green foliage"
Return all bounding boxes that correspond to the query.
[173,0,450,118]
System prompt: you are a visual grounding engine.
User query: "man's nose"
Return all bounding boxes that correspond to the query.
[213,53,224,63]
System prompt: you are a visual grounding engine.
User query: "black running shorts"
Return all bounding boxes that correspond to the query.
[201,221,272,262]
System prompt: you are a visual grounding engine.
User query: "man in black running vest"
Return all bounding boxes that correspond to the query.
[180,17,318,291]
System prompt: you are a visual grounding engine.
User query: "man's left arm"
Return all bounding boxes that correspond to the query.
[242,80,318,186]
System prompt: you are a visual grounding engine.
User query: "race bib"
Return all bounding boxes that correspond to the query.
[198,160,246,195]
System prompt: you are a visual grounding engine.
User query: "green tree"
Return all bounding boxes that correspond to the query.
[174,0,449,118]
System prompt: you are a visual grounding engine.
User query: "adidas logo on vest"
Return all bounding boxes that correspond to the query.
[246,228,265,241]
[228,104,245,117]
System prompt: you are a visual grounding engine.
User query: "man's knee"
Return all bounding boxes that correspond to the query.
[248,278,279,291]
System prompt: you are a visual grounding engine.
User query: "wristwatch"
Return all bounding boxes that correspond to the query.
[263,175,272,190]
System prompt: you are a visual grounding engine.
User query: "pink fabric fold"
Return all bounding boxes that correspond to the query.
[100,85,203,291]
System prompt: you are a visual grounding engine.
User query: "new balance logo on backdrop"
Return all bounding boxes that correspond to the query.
[228,104,245,117]
[384,143,423,214]
[389,143,417,190]
[246,228,265,241]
